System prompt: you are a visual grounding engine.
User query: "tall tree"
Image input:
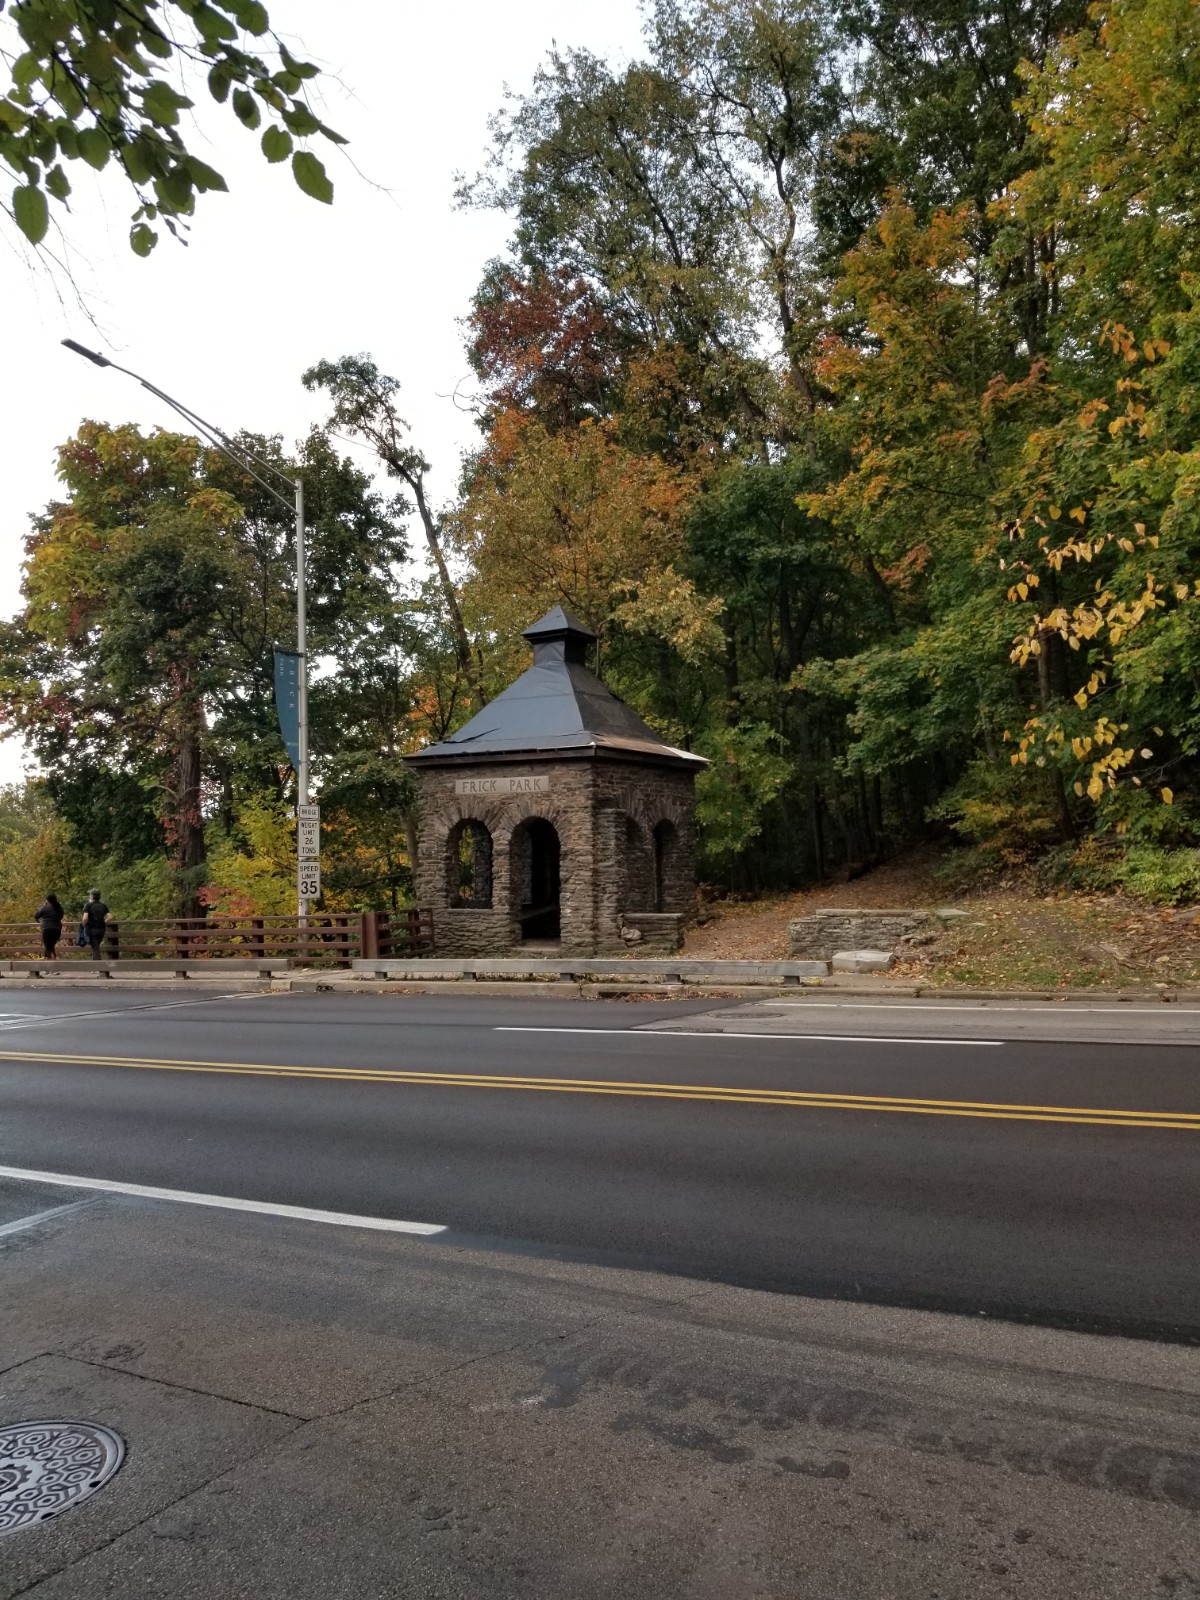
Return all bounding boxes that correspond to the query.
[0,419,403,913]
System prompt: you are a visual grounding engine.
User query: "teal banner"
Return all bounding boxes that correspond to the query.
[273,649,302,772]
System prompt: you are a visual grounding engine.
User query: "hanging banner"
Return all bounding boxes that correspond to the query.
[273,649,302,772]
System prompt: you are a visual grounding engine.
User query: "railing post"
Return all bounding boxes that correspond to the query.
[252,918,265,959]
[360,912,378,961]
[107,920,119,961]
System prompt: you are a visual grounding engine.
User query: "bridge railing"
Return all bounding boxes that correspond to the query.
[0,909,434,967]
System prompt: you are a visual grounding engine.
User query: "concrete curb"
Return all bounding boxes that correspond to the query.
[3,968,1198,1004]
[273,975,1200,1004]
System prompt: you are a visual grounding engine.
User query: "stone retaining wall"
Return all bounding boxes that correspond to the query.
[617,912,686,953]
[788,908,935,959]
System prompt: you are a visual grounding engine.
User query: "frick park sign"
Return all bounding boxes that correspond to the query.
[454,775,551,797]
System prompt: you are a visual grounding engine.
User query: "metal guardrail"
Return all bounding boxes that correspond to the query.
[0,909,434,968]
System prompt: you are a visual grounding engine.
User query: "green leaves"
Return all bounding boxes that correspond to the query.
[261,126,292,163]
[226,0,270,36]
[44,164,71,202]
[232,88,261,130]
[291,150,332,204]
[142,80,191,128]
[1,0,345,255]
[13,183,48,244]
[77,127,111,170]
[207,63,232,103]
[186,156,228,193]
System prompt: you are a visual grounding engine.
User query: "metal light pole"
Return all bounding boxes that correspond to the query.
[61,339,312,914]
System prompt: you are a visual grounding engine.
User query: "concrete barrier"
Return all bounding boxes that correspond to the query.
[352,957,829,984]
[0,959,289,978]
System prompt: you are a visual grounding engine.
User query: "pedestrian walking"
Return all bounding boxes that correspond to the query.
[80,889,110,961]
[33,893,64,959]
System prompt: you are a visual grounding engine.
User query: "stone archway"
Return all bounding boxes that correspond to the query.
[510,817,562,941]
[652,819,679,912]
[445,818,493,908]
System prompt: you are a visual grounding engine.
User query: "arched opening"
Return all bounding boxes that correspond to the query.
[621,815,655,912]
[512,817,561,941]
[653,820,678,912]
[446,819,493,908]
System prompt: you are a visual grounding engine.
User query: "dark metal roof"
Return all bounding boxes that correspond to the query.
[407,608,706,768]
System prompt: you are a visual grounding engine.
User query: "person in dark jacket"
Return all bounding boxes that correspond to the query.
[34,893,64,959]
[80,889,110,961]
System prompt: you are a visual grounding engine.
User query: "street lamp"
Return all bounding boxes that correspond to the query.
[61,339,313,915]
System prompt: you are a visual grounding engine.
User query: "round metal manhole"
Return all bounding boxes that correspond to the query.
[0,1421,125,1537]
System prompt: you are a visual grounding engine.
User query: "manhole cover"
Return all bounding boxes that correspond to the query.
[0,1421,124,1537]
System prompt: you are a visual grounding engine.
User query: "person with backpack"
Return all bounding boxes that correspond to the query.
[33,893,64,959]
[80,889,110,961]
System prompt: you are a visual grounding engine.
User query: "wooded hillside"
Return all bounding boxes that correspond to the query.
[4,0,1199,917]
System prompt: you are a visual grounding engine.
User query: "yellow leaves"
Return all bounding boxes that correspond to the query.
[1048,504,1062,520]
[1140,747,1153,758]
[612,566,725,665]
[1175,584,1189,601]
[1068,506,1086,523]
[461,415,699,642]
[1162,787,1174,805]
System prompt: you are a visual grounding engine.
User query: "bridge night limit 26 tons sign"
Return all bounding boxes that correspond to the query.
[298,804,320,903]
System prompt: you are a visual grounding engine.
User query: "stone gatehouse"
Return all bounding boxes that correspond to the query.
[405,608,705,956]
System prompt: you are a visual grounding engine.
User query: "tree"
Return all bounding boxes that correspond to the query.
[1,0,343,255]
[0,418,404,914]
[303,355,487,706]
[460,0,849,452]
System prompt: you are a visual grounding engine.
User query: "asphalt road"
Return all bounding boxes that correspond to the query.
[3,986,1200,1597]
[1,987,1198,1339]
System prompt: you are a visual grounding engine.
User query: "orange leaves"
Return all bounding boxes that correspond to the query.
[459,412,700,649]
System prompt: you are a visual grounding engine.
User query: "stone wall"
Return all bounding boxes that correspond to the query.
[592,764,696,955]
[413,755,697,957]
[616,912,687,954]
[414,759,598,957]
[787,908,935,959]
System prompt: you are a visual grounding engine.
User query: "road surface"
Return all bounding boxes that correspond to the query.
[1,986,1198,1598]
[0,987,1197,1337]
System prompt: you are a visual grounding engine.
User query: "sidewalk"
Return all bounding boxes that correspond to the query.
[2,1185,1199,1599]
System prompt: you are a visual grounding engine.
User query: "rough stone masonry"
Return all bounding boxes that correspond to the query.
[405,608,706,957]
[788,909,938,960]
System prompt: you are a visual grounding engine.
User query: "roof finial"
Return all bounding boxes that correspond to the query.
[522,606,596,666]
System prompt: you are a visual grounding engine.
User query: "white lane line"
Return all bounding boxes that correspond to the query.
[0,994,248,1031]
[773,1002,1186,1015]
[0,1198,97,1238]
[494,1027,1002,1047]
[0,1165,447,1236]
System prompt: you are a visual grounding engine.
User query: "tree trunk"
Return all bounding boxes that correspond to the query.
[408,473,487,707]
[402,810,420,890]
[171,705,206,919]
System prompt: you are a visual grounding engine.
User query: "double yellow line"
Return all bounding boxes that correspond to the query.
[1,1047,1198,1130]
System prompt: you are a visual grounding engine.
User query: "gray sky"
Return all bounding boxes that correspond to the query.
[0,0,645,784]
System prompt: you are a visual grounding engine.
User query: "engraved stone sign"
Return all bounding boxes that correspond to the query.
[454,775,551,797]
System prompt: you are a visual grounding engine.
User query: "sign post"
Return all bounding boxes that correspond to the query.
[297,803,320,910]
